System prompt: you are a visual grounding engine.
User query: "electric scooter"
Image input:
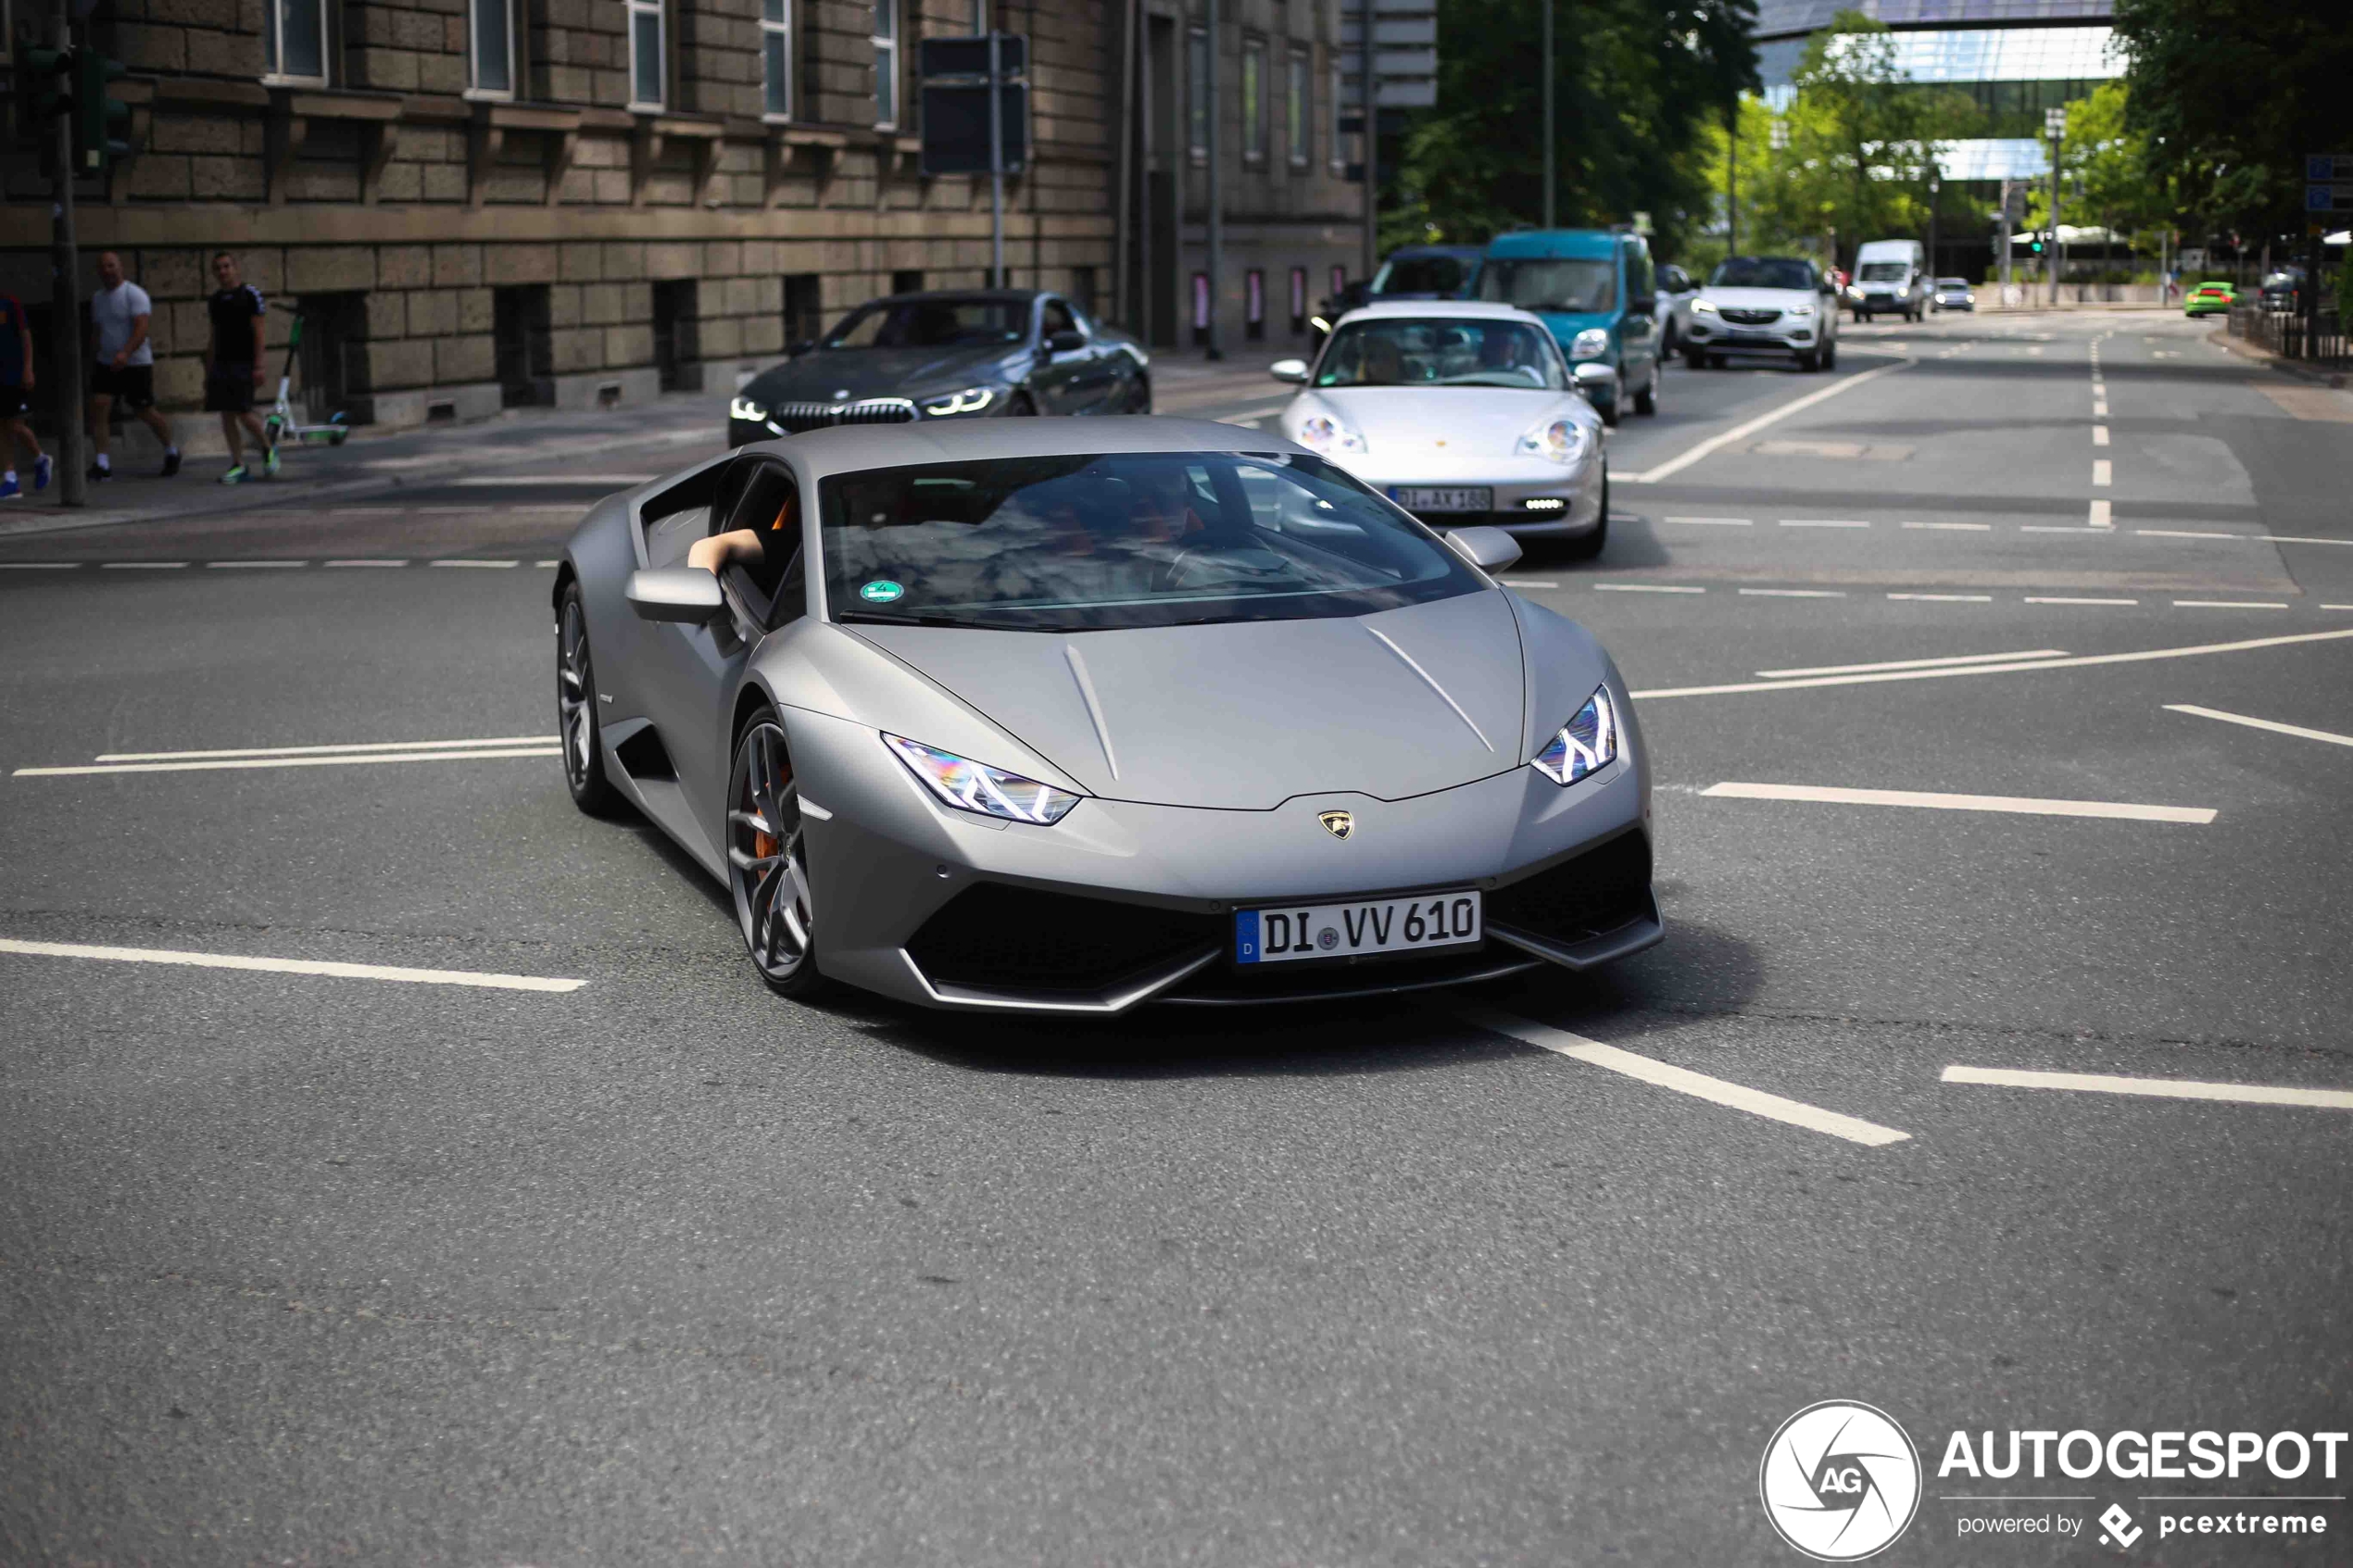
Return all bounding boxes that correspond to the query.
[260,303,350,449]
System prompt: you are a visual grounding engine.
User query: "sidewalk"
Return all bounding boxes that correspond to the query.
[0,387,734,541]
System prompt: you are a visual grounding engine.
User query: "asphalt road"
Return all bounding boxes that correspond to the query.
[4,311,2350,1567]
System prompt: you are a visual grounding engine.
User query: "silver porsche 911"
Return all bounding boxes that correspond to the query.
[554,418,1658,1013]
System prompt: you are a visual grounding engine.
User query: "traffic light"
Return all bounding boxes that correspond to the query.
[11,43,71,142]
[72,48,130,170]
[2029,237,2045,254]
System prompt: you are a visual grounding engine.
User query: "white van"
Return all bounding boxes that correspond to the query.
[1851,239,1928,322]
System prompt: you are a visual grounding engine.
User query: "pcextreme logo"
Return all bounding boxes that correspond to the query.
[1760,1400,1924,1561]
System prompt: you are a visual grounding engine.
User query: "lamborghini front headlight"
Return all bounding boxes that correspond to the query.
[885,734,1082,824]
[1530,685,1619,786]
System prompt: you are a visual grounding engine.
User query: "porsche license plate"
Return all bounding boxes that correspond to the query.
[1393,486,1491,513]
[1235,891,1481,964]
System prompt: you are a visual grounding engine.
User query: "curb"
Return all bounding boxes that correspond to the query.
[2204,326,2349,390]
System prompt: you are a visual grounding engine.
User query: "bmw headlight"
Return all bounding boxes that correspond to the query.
[1568,327,1610,361]
[1529,685,1619,786]
[1296,414,1368,455]
[885,734,1082,824]
[919,386,997,417]
[1516,416,1591,466]
[1692,299,1719,315]
[728,395,768,422]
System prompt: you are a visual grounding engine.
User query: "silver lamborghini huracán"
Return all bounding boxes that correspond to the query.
[555,418,1658,1013]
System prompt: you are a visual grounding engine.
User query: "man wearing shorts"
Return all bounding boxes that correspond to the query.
[0,290,52,501]
[204,252,275,483]
[87,251,181,480]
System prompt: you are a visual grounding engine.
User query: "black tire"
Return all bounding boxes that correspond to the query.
[1563,469,1609,560]
[1008,393,1038,417]
[1707,352,1728,369]
[557,583,622,816]
[1684,347,1706,371]
[1128,374,1151,414]
[1599,396,1622,429]
[1632,359,1659,416]
[1823,340,1838,370]
[727,708,830,1000]
[1796,350,1820,373]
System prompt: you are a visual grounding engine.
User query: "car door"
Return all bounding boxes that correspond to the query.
[1064,303,1131,413]
[1031,296,1093,415]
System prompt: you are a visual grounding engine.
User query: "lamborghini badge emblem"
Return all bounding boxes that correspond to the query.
[1318,809,1354,840]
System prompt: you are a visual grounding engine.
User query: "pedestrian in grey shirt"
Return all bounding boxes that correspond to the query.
[87,251,181,479]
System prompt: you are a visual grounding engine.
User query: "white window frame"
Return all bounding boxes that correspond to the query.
[626,0,665,111]
[466,0,516,99]
[872,0,900,132]
[761,0,793,122]
[1240,37,1265,164]
[1286,46,1309,169]
[262,0,331,85]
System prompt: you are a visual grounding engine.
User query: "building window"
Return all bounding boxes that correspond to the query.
[1187,26,1209,163]
[264,0,329,82]
[891,269,925,295]
[1328,59,1345,172]
[1286,48,1309,169]
[1245,269,1265,340]
[1289,266,1307,333]
[783,273,824,349]
[469,0,513,95]
[761,0,791,119]
[626,0,664,109]
[1330,264,1346,299]
[1190,271,1210,346]
[1241,38,1265,163]
[873,0,900,131]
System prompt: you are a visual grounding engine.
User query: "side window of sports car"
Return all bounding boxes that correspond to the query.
[714,455,806,628]
[638,463,723,568]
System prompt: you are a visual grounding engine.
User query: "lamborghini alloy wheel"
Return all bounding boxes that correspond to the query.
[557,584,618,814]
[728,711,824,997]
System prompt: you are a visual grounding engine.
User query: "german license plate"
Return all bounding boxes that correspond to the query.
[1235,891,1482,964]
[1393,486,1491,513]
[1728,331,1777,344]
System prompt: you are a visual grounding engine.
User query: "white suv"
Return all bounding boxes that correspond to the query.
[1680,257,1841,373]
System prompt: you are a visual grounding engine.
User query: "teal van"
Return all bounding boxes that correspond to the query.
[1477,229,1663,427]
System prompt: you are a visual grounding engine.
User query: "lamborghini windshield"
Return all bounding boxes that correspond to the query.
[821,452,1485,632]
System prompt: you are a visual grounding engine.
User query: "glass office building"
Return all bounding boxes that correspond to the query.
[1755,0,2125,184]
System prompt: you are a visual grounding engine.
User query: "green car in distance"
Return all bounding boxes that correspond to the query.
[2184,282,2236,317]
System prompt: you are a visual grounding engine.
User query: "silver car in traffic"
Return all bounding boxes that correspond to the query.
[555,418,1658,1013]
[1270,302,1611,559]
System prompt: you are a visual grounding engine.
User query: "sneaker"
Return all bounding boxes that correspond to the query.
[161,450,182,478]
[0,475,19,500]
[263,446,282,479]
[87,462,112,482]
[32,454,52,491]
[219,465,248,485]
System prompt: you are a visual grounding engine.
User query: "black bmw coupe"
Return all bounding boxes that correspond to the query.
[727,289,1151,445]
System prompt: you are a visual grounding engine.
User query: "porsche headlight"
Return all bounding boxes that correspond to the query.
[728,395,768,422]
[885,734,1081,824]
[1296,414,1367,455]
[1516,416,1591,466]
[1529,685,1619,786]
[1568,327,1610,361]
[919,386,997,417]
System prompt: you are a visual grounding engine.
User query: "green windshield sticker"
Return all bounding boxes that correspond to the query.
[859,580,905,603]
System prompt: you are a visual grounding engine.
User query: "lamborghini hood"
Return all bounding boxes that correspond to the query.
[850,591,1529,810]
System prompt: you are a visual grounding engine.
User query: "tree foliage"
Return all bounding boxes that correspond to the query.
[1382,0,1758,260]
[2111,0,2353,241]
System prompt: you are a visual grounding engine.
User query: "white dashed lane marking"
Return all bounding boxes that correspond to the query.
[0,936,585,994]
[1466,1010,1911,1147]
[1755,649,2065,680]
[1943,1065,2353,1111]
[1702,782,2216,824]
[2164,705,2353,749]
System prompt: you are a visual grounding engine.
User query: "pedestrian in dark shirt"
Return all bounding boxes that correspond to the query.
[0,291,52,500]
[203,252,275,483]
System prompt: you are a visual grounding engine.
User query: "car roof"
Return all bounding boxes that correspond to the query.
[747,416,1307,482]
[864,289,1045,306]
[1338,300,1552,325]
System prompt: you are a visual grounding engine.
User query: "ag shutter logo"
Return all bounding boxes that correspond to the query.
[1761,1401,1923,1561]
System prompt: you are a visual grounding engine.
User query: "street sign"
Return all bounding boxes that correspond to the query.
[2305,153,2353,182]
[920,82,1028,177]
[1340,0,1438,110]
[2305,182,2353,213]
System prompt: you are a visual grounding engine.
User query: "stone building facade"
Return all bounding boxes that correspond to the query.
[0,2,1114,441]
[0,0,1363,448]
